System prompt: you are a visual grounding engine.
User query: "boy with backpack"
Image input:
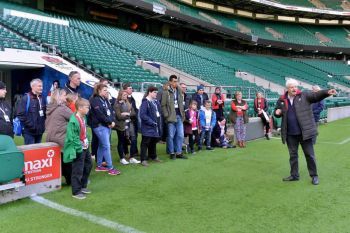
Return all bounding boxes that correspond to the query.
[16,79,46,144]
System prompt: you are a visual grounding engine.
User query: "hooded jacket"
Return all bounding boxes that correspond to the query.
[274,89,330,144]
[199,108,217,130]
[45,102,73,148]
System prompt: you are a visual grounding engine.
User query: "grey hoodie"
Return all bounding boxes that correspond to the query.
[45,103,73,148]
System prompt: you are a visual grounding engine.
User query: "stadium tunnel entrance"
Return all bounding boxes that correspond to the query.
[0,64,94,107]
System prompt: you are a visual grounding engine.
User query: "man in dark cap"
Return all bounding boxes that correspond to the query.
[192,85,209,110]
[0,81,13,137]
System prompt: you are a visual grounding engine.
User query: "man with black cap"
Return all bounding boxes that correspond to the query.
[0,81,13,137]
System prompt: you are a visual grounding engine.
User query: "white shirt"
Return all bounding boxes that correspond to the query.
[220,125,225,137]
[204,109,212,127]
[288,95,295,106]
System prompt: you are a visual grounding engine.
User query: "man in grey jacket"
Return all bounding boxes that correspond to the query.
[274,79,336,185]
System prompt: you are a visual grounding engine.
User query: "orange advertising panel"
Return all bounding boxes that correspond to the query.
[23,146,61,185]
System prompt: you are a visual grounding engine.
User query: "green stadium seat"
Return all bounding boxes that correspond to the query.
[0,135,24,184]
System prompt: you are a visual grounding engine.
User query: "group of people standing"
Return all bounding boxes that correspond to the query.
[0,73,337,200]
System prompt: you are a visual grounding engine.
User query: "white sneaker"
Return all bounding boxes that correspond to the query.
[120,158,129,165]
[129,157,141,164]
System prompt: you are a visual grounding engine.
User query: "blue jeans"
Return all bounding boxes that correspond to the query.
[199,129,211,148]
[167,115,184,154]
[23,133,42,145]
[93,126,113,169]
[130,133,138,156]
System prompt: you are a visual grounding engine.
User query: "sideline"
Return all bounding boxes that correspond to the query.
[270,136,350,145]
[30,194,145,233]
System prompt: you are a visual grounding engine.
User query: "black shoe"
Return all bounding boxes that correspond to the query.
[282,176,299,182]
[265,134,270,140]
[170,154,176,160]
[206,147,214,151]
[176,154,188,159]
[312,176,319,185]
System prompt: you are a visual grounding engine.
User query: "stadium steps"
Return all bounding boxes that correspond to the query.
[57,15,269,95]
[0,21,44,52]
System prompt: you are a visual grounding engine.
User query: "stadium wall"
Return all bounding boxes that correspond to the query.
[327,106,350,122]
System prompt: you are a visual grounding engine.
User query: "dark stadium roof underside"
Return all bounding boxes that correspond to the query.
[89,0,350,55]
[196,0,350,20]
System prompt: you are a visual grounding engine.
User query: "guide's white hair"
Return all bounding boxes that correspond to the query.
[285,78,298,88]
[312,85,321,91]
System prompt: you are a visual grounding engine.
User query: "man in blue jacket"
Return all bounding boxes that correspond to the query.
[17,78,46,144]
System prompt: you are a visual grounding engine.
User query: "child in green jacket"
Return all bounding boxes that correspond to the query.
[63,98,92,200]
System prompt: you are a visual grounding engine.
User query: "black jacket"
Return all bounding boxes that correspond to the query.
[192,92,209,109]
[211,122,227,147]
[17,92,46,135]
[0,98,13,137]
[274,90,330,144]
[89,95,115,128]
[64,82,80,95]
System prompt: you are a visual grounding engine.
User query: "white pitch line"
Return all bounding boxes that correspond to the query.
[339,137,350,145]
[30,194,144,233]
[271,136,350,145]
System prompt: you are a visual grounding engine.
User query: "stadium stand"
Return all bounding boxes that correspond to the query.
[0,24,40,51]
[276,0,348,10]
[298,59,350,76]
[146,0,350,47]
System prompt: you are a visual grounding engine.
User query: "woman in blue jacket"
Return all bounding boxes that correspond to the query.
[139,86,163,166]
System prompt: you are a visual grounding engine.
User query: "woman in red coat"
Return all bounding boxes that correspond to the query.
[211,87,225,120]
